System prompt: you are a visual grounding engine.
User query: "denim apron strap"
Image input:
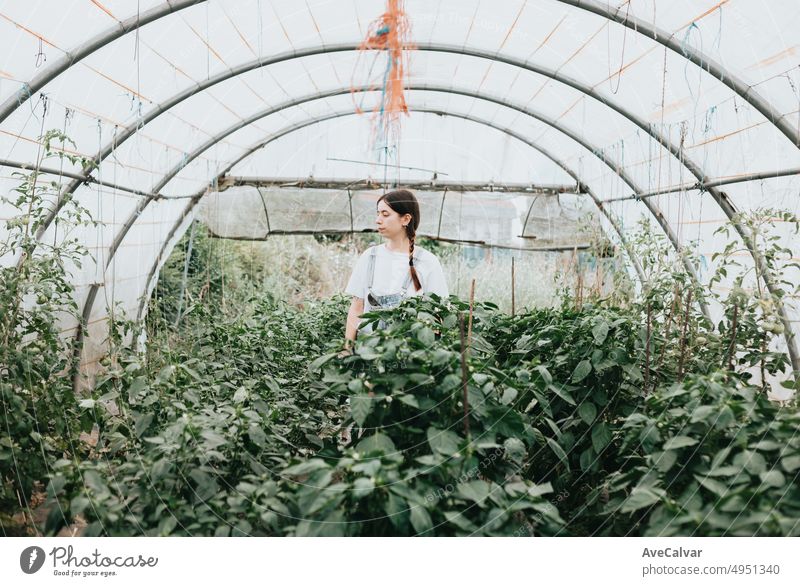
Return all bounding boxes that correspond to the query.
[366,245,422,306]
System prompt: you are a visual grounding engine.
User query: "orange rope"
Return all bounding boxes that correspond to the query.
[353,0,413,146]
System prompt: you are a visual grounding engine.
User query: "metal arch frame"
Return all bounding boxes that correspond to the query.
[131,85,712,316]
[86,80,716,346]
[554,0,799,148]
[0,0,204,125]
[0,0,790,373]
[130,106,645,325]
[44,42,794,371]
[10,41,790,372]
[21,42,774,250]
[20,42,769,324]
[1,0,795,149]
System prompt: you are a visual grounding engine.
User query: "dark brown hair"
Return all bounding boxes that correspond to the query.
[377,189,422,291]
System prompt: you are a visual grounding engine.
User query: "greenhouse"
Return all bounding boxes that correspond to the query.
[1,0,800,539]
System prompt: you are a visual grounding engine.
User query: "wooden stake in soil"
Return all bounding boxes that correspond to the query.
[653,284,680,393]
[677,288,693,381]
[644,301,652,394]
[724,303,739,371]
[458,312,471,439]
[468,278,475,347]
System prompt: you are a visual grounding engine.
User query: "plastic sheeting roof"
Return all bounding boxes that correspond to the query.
[0,0,799,375]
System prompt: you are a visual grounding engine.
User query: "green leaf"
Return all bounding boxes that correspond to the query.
[417,327,435,346]
[534,365,553,386]
[356,433,396,457]
[397,393,419,408]
[571,360,592,383]
[546,438,570,470]
[550,384,576,406]
[739,450,767,475]
[591,422,612,453]
[663,436,698,450]
[592,320,609,345]
[350,394,373,427]
[503,437,526,464]
[248,426,267,448]
[455,481,491,506]
[133,412,154,438]
[351,477,375,499]
[284,459,329,477]
[759,470,785,488]
[427,427,462,456]
[714,405,735,429]
[579,447,594,471]
[356,346,381,360]
[690,405,716,423]
[440,374,461,392]
[578,402,597,425]
[694,474,729,497]
[527,482,553,498]
[385,493,409,529]
[622,363,643,381]
[621,488,661,513]
[653,450,678,473]
[501,387,518,405]
[409,504,433,535]
[781,455,800,473]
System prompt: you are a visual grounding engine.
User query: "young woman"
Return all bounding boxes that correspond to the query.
[342,189,448,352]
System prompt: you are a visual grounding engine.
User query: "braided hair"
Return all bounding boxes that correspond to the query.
[377,189,422,291]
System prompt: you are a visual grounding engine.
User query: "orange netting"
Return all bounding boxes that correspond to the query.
[351,0,413,155]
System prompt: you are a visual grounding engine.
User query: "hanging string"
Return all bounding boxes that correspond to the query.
[677,122,688,244]
[110,124,119,315]
[134,0,141,99]
[34,37,46,68]
[712,5,724,55]
[786,68,800,148]
[681,22,704,138]
[53,106,73,248]
[351,0,413,160]
[96,119,106,293]
[206,1,211,80]
[656,46,668,193]
[257,0,263,69]
[606,1,631,95]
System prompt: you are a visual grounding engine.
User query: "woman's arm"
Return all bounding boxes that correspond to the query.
[344,296,365,350]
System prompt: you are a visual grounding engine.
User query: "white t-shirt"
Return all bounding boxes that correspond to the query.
[345,243,449,302]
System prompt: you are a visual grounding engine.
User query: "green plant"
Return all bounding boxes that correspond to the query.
[601,372,800,536]
[0,129,97,524]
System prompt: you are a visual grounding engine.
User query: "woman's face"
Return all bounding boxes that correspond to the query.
[376,199,411,239]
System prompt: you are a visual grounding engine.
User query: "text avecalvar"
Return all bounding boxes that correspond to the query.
[642,548,702,558]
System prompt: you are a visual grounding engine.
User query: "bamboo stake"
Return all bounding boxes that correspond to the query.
[724,303,739,371]
[644,301,652,394]
[458,313,471,440]
[511,257,516,316]
[468,278,475,346]
[677,289,693,381]
[653,284,680,392]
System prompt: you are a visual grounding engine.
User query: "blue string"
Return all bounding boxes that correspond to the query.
[681,22,702,103]
[16,82,32,107]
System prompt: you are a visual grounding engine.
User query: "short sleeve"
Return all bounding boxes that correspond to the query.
[345,249,370,298]
[423,254,449,299]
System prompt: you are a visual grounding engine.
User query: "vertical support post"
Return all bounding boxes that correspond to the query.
[511,257,516,316]
[468,278,475,346]
[174,220,196,326]
[436,188,448,239]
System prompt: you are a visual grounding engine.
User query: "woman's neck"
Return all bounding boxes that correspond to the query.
[384,234,411,254]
